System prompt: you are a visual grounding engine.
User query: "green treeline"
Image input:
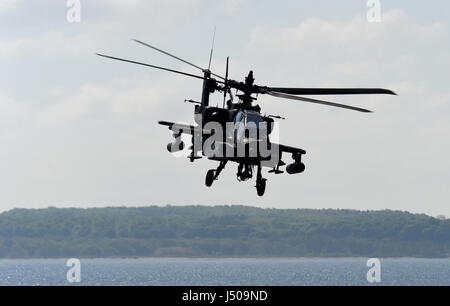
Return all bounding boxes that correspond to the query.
[0,206,449,258]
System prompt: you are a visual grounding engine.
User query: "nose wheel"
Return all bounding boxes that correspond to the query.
[205,161,227,188]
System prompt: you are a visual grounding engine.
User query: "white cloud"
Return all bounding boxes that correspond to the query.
[246,9,445,58]
[0,0,20,11]
[1,3,450,216]
[35,74,195,126]
[0,39,19,59]
[0,92,26,127]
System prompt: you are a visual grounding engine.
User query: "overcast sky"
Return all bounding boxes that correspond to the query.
[0,0,449,216]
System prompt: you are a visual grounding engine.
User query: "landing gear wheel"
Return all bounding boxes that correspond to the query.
[205,170,215,187]
[256,179,266,197]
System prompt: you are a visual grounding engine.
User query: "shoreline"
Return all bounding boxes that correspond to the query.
[1,257,449,261]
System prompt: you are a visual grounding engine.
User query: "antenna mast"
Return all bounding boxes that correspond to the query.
[208,27,216,70]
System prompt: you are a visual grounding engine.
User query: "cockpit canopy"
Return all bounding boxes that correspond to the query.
[234,110,267,143]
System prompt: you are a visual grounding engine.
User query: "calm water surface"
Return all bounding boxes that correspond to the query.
[0,258,449,286]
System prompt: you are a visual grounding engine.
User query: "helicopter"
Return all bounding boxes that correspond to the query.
[97,38,396,196]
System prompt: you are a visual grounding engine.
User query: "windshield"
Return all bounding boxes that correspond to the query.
[234,111,264,143]
[246,113,261,125]
[235,111,245,141]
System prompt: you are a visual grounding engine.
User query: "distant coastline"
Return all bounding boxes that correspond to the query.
[0,206,449,259]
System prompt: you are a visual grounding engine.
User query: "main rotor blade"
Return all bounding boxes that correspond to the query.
[96,53,221,83]
[208,27,216,70]
[133,39,225,80]
[266,88,397,96]
[267,92,372,113]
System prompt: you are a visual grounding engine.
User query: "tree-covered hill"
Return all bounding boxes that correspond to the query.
[0,206,449,258]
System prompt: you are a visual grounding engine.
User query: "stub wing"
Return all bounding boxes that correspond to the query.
[158,121,212,135]
[278,144,306,156]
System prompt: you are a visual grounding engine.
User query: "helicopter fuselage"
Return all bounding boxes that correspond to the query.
[199,106,277,166]
[97,39,395,196]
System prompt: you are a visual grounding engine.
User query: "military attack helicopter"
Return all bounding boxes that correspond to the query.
[97,38,396,196]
